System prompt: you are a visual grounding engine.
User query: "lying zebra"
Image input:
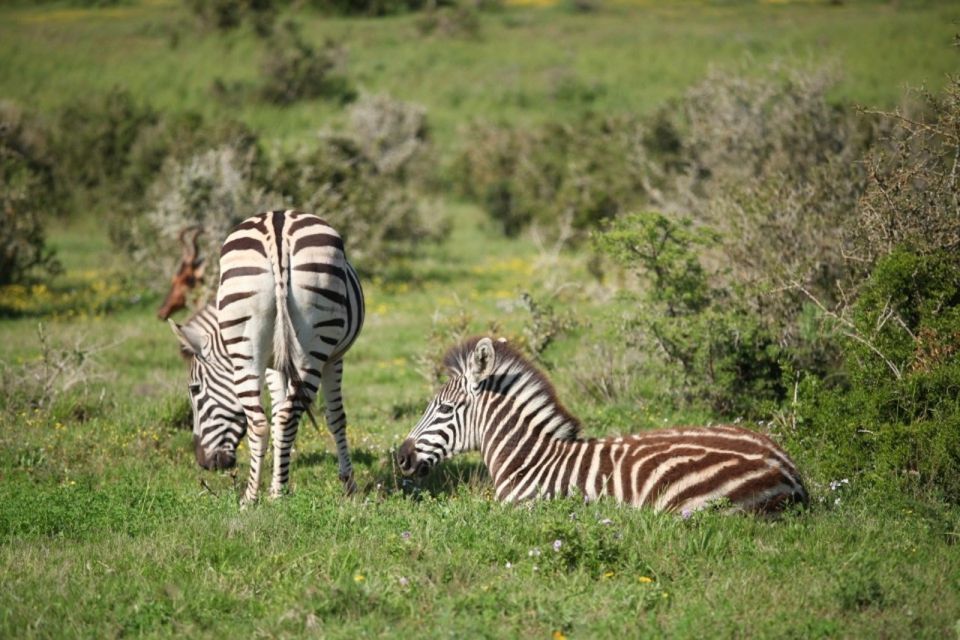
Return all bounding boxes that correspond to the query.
[398,337,808,514]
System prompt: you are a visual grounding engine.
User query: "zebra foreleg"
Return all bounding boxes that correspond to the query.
[322,358,356,495]
[241,417,270,507]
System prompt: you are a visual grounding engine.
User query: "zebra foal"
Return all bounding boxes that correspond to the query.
[169,210,364,504]
[398,337,807,514]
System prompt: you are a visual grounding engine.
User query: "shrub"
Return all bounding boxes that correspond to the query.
[415,3,481,39]
[307,0,424,17]
[266,134,447,271]
[0,323,111,415]
[53,88,159,210]
[791,249,960,503]
[259,23,355,106]
[853,77,960,263]
[186,0,278,37]
[0,101,61,286]
[120,142,271,299]
[595,211,786,417]
[347,94,431,181]
[453,114,651,239]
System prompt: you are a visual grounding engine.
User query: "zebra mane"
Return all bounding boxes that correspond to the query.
[443,337,583,441]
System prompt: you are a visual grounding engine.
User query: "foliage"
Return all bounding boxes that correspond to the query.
[0,102,61,286]
[791,249,960,503]
[853,76,960,263]
[453,114,651,239]
[347,94,431,181]
[596,212,786,417]
[415,2,482,39]
[0,323,111,415]
[259,23,355,106]
[267,133,447,273]
[186,0,279,37]
[307,0,424,17]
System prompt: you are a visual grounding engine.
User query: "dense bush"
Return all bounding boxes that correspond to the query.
[453,114,651,239]
[0,102,60,286]
[186,0,279,37]
[119,141,269,299]
[791,249,960,503]
[307,0,424,17]
[259,24,355,106]
[853,78,960,263]
[267,134,446,270]
[595,212,786,417]
[348,94,431,181]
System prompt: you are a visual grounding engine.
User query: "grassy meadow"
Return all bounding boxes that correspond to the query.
[2,0,960,638]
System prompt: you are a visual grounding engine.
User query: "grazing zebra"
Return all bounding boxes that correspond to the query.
[169,210,364,504]
[397,337,808,514]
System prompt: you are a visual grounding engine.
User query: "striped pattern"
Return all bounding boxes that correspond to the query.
[398,337,807,514]
[170,210,364,504]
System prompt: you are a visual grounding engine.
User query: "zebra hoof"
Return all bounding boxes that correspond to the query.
[340,474,357,496]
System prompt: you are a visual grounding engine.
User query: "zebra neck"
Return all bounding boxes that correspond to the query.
[481,419,586,503]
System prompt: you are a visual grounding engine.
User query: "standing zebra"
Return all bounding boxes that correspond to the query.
[169,210,364,504]
[398,337,807,514]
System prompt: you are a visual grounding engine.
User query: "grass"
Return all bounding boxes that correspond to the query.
[3,1,960,637]
[1,1,957,148]
[2,202,959,638]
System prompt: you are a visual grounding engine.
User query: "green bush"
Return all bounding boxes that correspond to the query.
[308,0,424,17]
[453,114,650,239]
[267,134,446,271]
[186,0,279,37]
[259,24,355,106]
[0,102,60,286]
[792,249,960,503]
[595,211,786,417]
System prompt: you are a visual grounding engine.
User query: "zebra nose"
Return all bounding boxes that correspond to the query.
[397,439,417,475]
[194,436,236,470]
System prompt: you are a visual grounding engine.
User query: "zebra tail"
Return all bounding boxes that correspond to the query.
[273,279,313,417]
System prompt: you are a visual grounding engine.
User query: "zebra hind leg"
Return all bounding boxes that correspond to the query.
[322,358,356,495]
[268,385,309,500]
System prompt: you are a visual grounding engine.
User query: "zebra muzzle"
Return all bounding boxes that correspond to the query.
[194,436,237,471]
[396,439,429,477]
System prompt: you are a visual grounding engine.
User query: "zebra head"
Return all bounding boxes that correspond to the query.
[397,337,497,477]
[168,318,246,471]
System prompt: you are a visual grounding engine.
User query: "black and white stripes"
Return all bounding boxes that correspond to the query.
[398,338,807,514]
[170,210,364,504]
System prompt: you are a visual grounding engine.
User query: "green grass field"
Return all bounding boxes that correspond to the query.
[2,1,960,638]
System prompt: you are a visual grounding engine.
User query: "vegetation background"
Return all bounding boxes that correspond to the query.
[1,0,959,637]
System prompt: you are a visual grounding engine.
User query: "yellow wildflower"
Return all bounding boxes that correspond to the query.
[638,576,653,584]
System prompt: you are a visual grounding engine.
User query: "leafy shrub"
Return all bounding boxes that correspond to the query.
[0,101,61,286]
[0,324,111,415]
[119,142,271,299]
[267,134,447,271]
[347,94,431,181]
[415,3,481,39]
[453,114,651,239]
[186,0,278,37]
[307,0,424,17]
[259,23,355,106]
[790,249,960,503]
[53,88,159,211]
[853,77,960,263]
[595,211,786,417]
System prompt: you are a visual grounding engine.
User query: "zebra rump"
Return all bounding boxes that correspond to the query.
[399,337,808,514]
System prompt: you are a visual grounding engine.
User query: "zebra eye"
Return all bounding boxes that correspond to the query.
[437,403,454,414]
[188,383,201,395]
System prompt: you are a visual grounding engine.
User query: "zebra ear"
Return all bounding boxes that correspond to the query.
[467,337,496,389]
[168,319,207,359]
